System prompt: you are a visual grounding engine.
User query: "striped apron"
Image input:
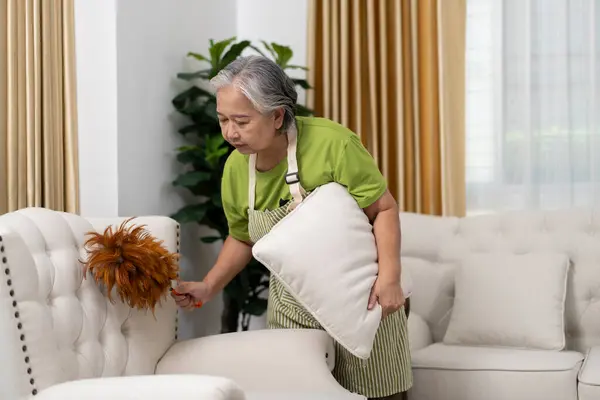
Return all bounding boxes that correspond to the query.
[246,126,413,398]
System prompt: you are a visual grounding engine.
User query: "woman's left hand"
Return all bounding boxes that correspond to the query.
[368,277,405,319]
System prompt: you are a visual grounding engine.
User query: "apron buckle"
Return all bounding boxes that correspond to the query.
[285,172,300,184]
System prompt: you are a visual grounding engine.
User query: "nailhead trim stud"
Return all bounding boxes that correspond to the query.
[0,236,37,395]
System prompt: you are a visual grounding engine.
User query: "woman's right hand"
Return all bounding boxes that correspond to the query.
[170,280,213,310]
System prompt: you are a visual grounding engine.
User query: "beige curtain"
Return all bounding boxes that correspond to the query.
[0,0,79,215]
[307,0,466,216]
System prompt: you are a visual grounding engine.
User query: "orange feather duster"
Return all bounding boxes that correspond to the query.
[81,218,179,311]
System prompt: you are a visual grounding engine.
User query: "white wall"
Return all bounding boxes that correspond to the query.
[74,0,118,217]
[237,0,309,105]
[75,0,308,337]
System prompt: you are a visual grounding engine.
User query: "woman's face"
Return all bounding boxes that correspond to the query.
[216,84,284,155]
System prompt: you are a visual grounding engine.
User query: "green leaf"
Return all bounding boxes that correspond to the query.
[211,191,222,207]
[220,40,251,69]
[187,52,209,62]
[176,147,203,164]
[173,171,211,187]
[292,79,311,89]
[177,124,199,135]
[171,203,208,223]
[201,236,222,244]
[172,86,214,111]
[270,42,293,67]
[209,36,237,69]
[260,40,277,60]
[202,134,229,167]
[249,44,268,57]
[284,64,309,71]
[205,101,218,121]
[177,69,211,81]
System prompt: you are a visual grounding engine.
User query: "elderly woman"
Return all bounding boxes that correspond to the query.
[172,55,412,400]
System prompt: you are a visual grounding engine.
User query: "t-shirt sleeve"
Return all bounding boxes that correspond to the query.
[333,134,388,209]
[221,156,251,243]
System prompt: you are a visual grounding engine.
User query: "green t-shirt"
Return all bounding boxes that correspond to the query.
[221,116,387,242]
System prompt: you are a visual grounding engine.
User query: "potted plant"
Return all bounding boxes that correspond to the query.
[170,37,312,332]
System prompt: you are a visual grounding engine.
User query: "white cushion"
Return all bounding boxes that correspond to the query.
[443,253,569,350]
[411,343,583,400]
[578,347,600,400]
[407,313,433,351]
[252,183,382,359]
[35,375,246,400]
[412,343,584,371]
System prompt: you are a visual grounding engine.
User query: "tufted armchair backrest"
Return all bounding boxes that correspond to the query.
[0,208,178,400]
[400,208,600,353]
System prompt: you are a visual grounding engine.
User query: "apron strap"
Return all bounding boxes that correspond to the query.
[248,154,258,210]
[285,123,304,206]
[248,123,304,211]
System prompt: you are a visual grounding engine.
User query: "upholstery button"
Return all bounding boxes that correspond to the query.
[17,323,22,329]
[22,345,27,352]
[7,279,11,286]
[12,301,16,307]
[4,268,9,274]
[24,356,29,363]
[0,235,2,241]
[27,368,31,374]
[1,246,4,252]
[20,334,25,341]
[32,389,37,395]
[14,312,19,318]
[2,257,6,263]
[9,290,14,297]
[30,378,34,385]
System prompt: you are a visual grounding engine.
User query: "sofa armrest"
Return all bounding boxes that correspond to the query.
[34,375,244,400]
[157,329,351,394]
[85,216,179,255]
[408,312,433,351]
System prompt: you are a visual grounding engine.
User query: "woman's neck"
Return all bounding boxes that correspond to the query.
[255,133,288,172]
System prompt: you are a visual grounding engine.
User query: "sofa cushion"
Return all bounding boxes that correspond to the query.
[578,347,600,400]
[244,393,365,400]
[35,375,246,400]
[412,343,584,372]
[410,343,584,400]
[443,253,569,350]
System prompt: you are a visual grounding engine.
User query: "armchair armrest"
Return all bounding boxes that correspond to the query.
[407,312,433,351]
[34,375,244,400]
[157,329,351,394]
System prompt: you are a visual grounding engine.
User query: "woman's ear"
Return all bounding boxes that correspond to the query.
[273,108,285,130]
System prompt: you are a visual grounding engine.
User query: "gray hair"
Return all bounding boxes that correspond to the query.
[210,55,298,132]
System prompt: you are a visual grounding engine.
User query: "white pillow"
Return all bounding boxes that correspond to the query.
[252,183,382,360]
[443,252,569,350]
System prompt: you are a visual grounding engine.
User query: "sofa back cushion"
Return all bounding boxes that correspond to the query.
[400,208,600,353]
[0,208,178,398]
[443,252,570,350]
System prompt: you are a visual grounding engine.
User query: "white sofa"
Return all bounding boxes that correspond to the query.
[402,209,600,400]
[0,207,364,400]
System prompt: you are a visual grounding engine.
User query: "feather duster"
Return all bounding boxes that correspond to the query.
[81,217,179,312]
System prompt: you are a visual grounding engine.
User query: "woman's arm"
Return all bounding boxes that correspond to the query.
[203,235,254,298]
[364,190,405,317]
[364,189,402,284]
[172,235,253,309]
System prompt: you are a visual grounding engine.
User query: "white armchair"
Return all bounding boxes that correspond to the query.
[0,207,363,400]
